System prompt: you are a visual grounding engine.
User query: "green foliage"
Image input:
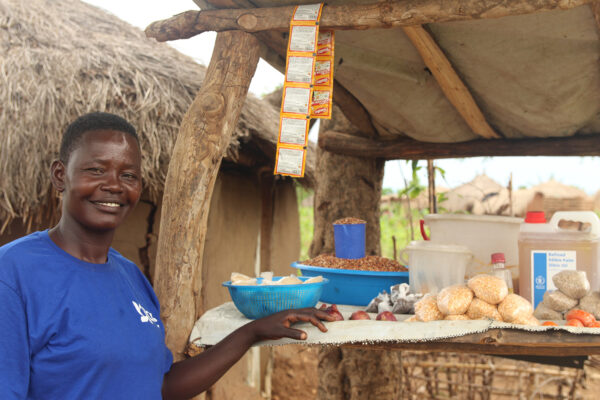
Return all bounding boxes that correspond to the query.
[295,185,314,261]
[379,202,427,260]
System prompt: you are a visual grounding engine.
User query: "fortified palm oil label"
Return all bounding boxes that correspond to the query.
[531,250,576,308]
[275,146,306,177]
[279,115,310,146]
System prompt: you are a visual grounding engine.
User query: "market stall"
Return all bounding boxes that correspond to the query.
[143,0,600,398]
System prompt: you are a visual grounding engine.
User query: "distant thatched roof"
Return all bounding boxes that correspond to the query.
[512,179,594,217]
[0,0,314,231]
[441,174,510,215]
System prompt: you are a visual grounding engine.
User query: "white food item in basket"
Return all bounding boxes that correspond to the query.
[444,314,470,321]
[260,280,275,286]
[303,276,323,284]
[231,272,252,282]
[498,294,533,323]
[414,294,444,322]
[533,302,563,320]
[466,298,502,321]
[232,278,258,286]
[260,271,274,281]
[276,275,303,285]
[467,274,508,305]
[578,291,600,319]
[542,290,578,312]
[436,285,474,315]
[552,270,590,300]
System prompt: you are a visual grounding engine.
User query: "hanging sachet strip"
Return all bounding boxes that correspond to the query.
[310,30,335,119]
[275,3,324,178]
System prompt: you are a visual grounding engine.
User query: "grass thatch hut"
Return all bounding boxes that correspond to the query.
[0,0,315,397]
[513,179,594,219]
[441,174,510,215]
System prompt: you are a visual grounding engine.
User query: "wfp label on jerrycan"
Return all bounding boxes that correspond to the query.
[531,251,576,308]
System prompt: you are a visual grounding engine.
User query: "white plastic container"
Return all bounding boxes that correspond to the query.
[423,214,523,280]
[400,241,473,295]
[518,211,600,308]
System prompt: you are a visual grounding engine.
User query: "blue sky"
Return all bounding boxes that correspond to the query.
[84,0,600,196]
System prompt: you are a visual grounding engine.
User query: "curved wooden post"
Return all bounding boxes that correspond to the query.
[154,30,260,360]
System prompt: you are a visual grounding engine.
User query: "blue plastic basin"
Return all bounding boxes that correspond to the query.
[223,276,328,319]
[292,262,409,306]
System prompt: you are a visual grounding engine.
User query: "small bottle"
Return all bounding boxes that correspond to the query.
[491,252,513,294]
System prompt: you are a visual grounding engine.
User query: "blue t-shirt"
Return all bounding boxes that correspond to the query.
[0,231,173,399]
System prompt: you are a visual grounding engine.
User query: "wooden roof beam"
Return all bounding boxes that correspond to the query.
[403,25,500,139]
[318,130,600,160]
[145,0,592,42]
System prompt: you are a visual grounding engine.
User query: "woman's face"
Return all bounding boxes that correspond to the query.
[56,129,142,233]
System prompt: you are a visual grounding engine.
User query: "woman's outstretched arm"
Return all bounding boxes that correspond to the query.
[162,308,334,400]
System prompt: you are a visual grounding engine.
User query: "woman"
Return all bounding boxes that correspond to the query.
[0,112,333,399]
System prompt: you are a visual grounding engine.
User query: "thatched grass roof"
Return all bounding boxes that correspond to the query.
[0,0,313,232]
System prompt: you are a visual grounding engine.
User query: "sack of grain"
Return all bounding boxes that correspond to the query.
[466,298,503,321]
[444,314,470,321]
[437,285,474,315]
[533,302,563,320]
[578,291,600,319]
[467,274,508,305]
[553,270,590,299]
[543,290,578,312]
[498,294,533,323]
[415,294,444,322]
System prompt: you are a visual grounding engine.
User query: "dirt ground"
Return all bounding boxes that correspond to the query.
[271,347,600,400]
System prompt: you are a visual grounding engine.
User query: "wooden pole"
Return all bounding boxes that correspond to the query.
[154,30,261,360]
[318,130,600,160]
[402,25,500,139]
[145,0,593,42]
[427,159,437,213]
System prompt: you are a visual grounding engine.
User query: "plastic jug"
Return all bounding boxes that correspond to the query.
[518,211,600,308]
[400,241,473,295]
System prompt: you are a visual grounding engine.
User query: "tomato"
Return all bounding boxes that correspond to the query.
[566,319,584,327]
[542,321,558,326]
[565,309,596,327]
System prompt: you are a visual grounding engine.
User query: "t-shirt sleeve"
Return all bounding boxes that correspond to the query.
[0,280,30,399]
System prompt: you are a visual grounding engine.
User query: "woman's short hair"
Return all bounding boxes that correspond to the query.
[60,112,139,163]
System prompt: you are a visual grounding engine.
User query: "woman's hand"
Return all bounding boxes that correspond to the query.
[162,307,335,399]
[245,307,336,342]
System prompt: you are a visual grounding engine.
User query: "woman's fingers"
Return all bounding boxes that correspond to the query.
[283,309,335,333]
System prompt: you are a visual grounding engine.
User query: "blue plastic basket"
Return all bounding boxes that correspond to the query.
[223,276,329,319]
[292,262,409,306]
